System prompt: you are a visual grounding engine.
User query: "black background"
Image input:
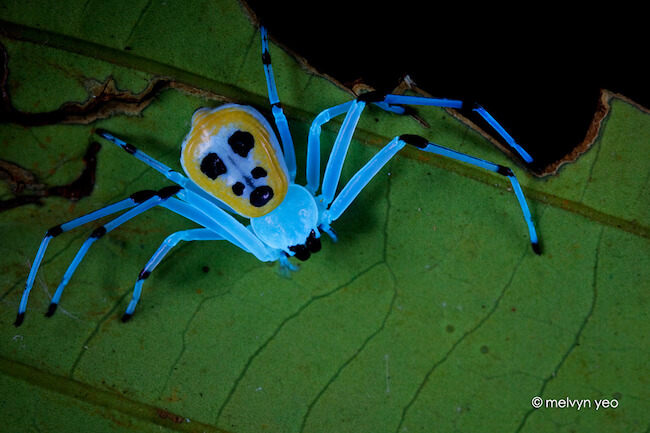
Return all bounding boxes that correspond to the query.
[245,1,647,170]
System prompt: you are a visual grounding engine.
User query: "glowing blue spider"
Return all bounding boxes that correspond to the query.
[14,27,540,327]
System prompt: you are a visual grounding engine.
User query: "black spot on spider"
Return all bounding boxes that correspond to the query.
[251,167,267,179]
[14,312,25,327]
[90,226,107,239]
[46,225,63,238]
[250,186,273,207]
[232,182,245,196]
[496,165,514,177]
[157,185,182,199]
[130,189,157,204]
[228,130,254,157]
[45,303,58,317]
[123,143,137,154]
[399,134,429,149]
[262,49,272,65]
[200,153,227,180]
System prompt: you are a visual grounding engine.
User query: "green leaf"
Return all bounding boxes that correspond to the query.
[1,1,648,432]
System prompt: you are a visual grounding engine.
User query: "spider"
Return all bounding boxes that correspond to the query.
[14,27,540,327]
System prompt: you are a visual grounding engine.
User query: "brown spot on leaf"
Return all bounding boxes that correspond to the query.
[1,42,233,126]
[156,408,185,424]
[0,141,100,212]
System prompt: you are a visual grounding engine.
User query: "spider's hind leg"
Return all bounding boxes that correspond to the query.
[324,135,540,254]
[14,191,159,327]
[43,186,181,320]
[360,92,534,164]
[399,134,540,253]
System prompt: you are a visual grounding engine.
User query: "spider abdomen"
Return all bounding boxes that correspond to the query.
[180,104,289,218]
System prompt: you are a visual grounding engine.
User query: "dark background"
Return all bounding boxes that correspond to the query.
[245,1,647,171]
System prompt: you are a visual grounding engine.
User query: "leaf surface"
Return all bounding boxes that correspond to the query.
[1,1,648,432]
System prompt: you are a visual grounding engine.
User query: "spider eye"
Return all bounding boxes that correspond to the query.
[228,130,254,157]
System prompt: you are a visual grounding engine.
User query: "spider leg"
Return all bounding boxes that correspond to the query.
[14,191,162,327]
[174,188,278,262]
[120,194,282,322]
[306,101,354,194]
[96,130,240,214]
[96,130,179,179]
[44,186,182,320]
[361,92,533,163]
[324,136,404,223]
[320,100,368,205]
[308,92,533,203]
[122,228,223,322]
[324,135,540,254]
[260,26,296,182]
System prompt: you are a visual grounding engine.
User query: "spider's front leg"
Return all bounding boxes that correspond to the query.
[320,133,540,254]
[260,26,296,182]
